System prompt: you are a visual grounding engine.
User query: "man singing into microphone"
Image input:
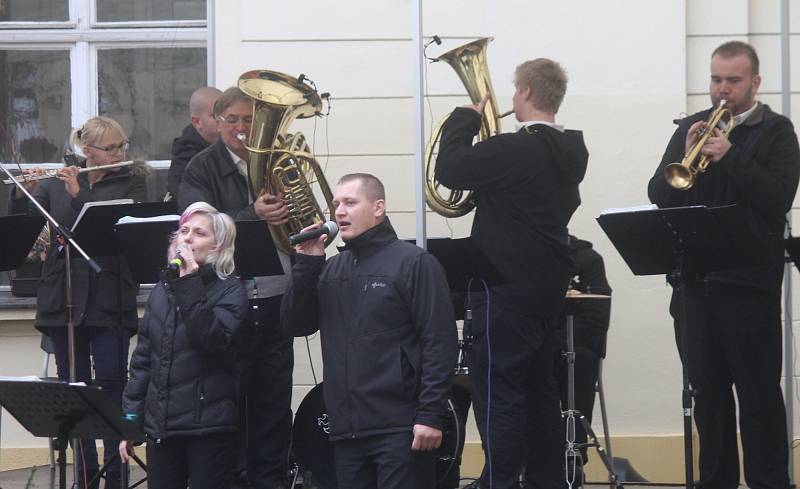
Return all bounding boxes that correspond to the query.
[282,173,457,489]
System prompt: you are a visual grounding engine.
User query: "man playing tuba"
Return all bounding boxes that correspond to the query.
[435,58,588,488]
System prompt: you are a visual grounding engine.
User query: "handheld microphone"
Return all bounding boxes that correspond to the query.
[288,221,338,246]
[168,252,183,272]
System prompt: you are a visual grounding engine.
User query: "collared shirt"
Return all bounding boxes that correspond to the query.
[516,120,565,133]
[719,101,759,131]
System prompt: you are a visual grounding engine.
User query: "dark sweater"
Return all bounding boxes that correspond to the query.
[167,124,210,198]
[648,103,800,292]
[435,107,589,317]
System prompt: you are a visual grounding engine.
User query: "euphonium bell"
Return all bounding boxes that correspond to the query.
[425,37,508,218]
[238,70,335,254]
[664,100,734,190]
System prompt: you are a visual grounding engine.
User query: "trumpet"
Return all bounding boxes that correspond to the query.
[664,100,734,190]
[3,160,135,185]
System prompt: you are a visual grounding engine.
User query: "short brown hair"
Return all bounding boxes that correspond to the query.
[213,87,252,119]
[338,173,385,202]
[712,41,759,75]
[515,58,568,114]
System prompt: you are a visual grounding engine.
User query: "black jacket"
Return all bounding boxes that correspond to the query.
[281,219,458,441]
[167,124,210,198]
[123,266,249,439]
[9,165,149,331]
[435,108,589,318]
[558,236,612,358]
[177,139,258,217]
[648,103,800,292]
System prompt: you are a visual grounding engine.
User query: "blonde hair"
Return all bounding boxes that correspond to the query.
[70,116,127,149]
[176,202,237,280]
[514,58,568,114]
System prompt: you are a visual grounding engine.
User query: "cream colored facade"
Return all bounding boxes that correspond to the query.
[3,0,800,482]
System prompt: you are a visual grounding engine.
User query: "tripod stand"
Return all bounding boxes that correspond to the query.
[562,293,621,489]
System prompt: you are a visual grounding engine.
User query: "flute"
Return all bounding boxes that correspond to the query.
[2,160,135,185]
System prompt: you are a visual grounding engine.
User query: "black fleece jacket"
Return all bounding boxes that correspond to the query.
[648,103,800,292]
[123,265,249,439]
[168,124,210,198]
[435,107,589,318]
[281,218,457,441]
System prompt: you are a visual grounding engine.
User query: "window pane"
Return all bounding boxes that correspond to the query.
[0,50,71,163]
[96,0,206,22]
[98,47,206,161]
[0,0,69,22]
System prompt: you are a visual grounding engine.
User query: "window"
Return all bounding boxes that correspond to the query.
[0,1,208,288]
[0,0,208,165]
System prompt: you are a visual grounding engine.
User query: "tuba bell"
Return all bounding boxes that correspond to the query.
[238,70,335,254]
[425,37,507,218]
[664,100,734,190]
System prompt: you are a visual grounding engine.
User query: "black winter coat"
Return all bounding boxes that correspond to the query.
[123,266,249,439]
[167,124,210,198]
[648,103,800,292]
[281,219,458,441]
[435,108,589,318]
[177,139,258,217]
[9,165,149,331]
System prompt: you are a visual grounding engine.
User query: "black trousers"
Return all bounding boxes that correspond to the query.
[670,282,789,489]
[333,431,437,489]
[243,295,295,488]
[146,433,236,489]
[467,296,563,489]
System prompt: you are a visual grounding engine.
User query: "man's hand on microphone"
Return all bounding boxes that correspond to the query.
[294,223,327,257]
[411,424,442,451]
[255,192,289,225]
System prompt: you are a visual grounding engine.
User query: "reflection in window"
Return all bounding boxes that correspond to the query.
[98,47,206,160]
[96,0,206,22]
[0,0,69,22]
[0,50,71,163]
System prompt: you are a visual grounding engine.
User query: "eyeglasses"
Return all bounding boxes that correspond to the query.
[88,141,130,153]
[217,115,254,125]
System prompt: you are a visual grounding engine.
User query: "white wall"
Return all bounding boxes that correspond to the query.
[213,0,690,445]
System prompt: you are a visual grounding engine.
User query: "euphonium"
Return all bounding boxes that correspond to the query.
[425,37,510,217]
[664,100,734,190]
[238,70,335,254]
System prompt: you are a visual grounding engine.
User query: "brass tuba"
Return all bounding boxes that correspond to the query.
[238,70,335,254]
[664,100,734,190]
[425,37,507,217]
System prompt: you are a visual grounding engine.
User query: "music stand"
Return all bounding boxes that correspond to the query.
[0,214,46,272]
[115,217,180,284]
[234,220,284,279]
[0,381,145,489]
[597,204,764,489]
[72,202,176,258]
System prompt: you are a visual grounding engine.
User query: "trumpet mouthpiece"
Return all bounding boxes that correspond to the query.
[236,133,247,142]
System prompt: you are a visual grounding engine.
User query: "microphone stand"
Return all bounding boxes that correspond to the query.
[0,167,101,381]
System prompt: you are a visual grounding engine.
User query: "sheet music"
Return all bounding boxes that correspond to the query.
[71,199,134,231]
[599,204,658,215]
[117,214,180,224]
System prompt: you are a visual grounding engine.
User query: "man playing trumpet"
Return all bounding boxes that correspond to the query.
[648,41,800,489]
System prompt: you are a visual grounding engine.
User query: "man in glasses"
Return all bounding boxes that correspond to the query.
[178,86,295,489]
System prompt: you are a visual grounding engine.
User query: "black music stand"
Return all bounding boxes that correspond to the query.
[597,204,764,489]
[234,220,284,279]
[0,214,46,271]
[0,381,146,489]
[72,202,176,258]
[115,217,180,284]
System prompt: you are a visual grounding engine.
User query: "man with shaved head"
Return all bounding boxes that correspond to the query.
[167,86,222,198]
